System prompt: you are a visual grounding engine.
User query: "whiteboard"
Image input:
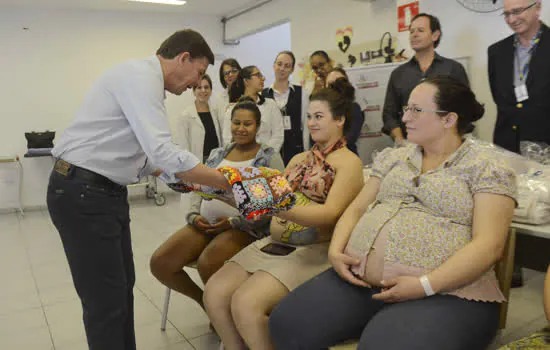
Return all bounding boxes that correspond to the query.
[345,56,470,164]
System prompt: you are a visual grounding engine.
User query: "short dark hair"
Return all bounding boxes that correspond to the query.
[275,51,296,68]
[228,65,265,105]
[310,50,330,62]
[219,58,242,89]
[192,74,212,91]
[310,77,355,132]
[328,67,349,80]
[156,29,214,64]
[410,13,442,48]
[422,76,484,135]
[231,96,262,127]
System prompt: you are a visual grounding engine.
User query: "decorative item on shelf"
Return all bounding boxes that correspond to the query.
[456,0,503,13]
[380,32,395,64]
[336,27,353,54]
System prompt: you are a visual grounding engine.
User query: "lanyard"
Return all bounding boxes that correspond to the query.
[514,28,543,82]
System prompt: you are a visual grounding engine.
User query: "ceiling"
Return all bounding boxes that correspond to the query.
[0,0,263,16]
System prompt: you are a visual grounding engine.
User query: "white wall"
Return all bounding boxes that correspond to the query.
[0,8,226,209]
[0,7,292,210]
[224,0,550,141]
[225,21,292,87]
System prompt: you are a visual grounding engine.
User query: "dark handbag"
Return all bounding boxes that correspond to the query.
[24,131,55,149]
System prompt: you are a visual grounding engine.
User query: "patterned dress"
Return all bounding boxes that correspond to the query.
[345,138,517,301]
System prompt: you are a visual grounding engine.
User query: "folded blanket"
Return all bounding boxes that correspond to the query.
[167,182,227,199]
[167,166,296,220]
[218,166,296,220]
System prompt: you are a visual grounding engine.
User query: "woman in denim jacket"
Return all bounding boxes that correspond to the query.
[150,98,284,311]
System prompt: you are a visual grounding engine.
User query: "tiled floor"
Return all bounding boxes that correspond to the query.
[0,194,547,350]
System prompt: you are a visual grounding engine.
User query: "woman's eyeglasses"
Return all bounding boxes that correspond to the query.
[223,68,239,77]
[402,105,448,115]
[250,72,264,79]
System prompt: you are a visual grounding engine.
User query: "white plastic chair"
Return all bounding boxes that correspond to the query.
[160,261,198,331]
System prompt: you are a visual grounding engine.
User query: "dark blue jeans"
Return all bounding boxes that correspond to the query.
[47,170,135,350]
[269,268,499,350]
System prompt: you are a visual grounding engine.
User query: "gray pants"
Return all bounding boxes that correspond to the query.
[269,268,499,350]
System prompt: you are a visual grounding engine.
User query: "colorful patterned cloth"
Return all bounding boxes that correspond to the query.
[498,327,550,349]
[167,182,227,200]
[218,166,296,220]
[168,166,296,220]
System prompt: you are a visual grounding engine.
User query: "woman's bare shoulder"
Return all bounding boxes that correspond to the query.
[327,147,363,170]
[286,151,309,169]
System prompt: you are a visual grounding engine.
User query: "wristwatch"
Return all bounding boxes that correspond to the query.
[228,216,240,229]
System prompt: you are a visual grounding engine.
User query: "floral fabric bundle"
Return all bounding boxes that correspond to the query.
[166,182,227,199]
[167,166,296,220]
[218,166,296,220]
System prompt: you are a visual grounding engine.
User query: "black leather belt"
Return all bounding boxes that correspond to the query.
[54,159,125,192]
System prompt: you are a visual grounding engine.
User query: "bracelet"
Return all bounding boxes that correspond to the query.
[419,275,435,296]
[227,216,240,229]
[186,212,200,226]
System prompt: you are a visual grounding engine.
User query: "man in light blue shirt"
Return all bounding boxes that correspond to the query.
[47,29,229,350]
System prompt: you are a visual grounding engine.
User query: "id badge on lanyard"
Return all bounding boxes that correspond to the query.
[283,116,292,130]
[515,52,531,103]
[514,30,542,103]
[280,106,292,131]
[515,84,529,102]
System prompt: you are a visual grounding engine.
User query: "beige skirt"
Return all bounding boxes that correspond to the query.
[229,236,331,291]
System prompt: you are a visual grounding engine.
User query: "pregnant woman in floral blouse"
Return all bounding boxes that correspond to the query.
[269,77,517,350]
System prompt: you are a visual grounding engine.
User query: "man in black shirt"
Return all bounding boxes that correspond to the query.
[382,13,469,145]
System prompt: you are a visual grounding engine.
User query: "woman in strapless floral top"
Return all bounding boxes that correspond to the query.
[269,77,517,350]
[203,78,364,350]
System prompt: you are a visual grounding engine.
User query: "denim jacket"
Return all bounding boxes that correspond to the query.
[204,142,282,169]
[186,143,284,238]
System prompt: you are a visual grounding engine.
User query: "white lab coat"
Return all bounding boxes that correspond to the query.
[174,103,222,160]
[174,103,223,215]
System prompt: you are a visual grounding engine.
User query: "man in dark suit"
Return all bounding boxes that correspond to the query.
[489,0,550,153]
[488,0,549,287]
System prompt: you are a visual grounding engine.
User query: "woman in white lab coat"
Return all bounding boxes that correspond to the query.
[174,74,222,214]
[175,74,221,162]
